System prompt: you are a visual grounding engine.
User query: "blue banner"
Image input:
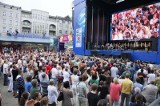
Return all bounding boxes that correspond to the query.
[73,0,86,55]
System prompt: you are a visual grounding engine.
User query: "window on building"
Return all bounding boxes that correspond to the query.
[15,21,18,26]
[3,19,6,24]
[59,30,62,33]
[9,20,12,25]
[3,11,6,16]
[65,31,68,34]
[10,28,12,31]
[10,12,12,17]
[16,14,18,18]
[3,27,6,32]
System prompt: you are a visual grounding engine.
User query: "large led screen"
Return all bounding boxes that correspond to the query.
[111,2,160,40]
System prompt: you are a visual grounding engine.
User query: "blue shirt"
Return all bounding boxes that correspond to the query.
[25,82,32,93]
[134,82,143,90]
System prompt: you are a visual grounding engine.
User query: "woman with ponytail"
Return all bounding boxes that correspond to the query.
[20,92,30,106]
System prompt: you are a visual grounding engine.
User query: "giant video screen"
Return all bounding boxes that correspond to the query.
[111,2,160,40]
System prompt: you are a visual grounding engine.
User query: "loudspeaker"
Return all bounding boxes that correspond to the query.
[151,38,158,51]
[113,55,121,59]
[121,53,131,60]
[91,50,97,56]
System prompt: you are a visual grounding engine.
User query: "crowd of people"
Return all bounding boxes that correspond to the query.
[0,49,160,106]
[112,3,159,40]
[93,42,152,51]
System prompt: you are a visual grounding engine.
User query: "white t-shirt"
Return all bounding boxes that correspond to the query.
[47,85,58,104]
[110,66,118,78]
[147,73,156,84]
[3,63,9,74]
[71,75,79,85]
[51,68,58,78]
[63,71,70,82]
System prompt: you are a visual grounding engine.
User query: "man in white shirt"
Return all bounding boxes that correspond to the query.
[63,68,70,83]
[51,64,58,86]
[110,63,118,78]
[39,68,49,82]
[147,70,156,84]
[3,60,9,86]
[47,79,58,106]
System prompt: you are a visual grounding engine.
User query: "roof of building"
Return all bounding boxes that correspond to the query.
[21,10,32,14]
[0,2,21,9]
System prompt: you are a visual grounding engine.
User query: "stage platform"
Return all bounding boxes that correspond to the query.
[85,50,160,64]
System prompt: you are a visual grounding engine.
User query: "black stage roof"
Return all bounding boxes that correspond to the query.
[90,0,159,13]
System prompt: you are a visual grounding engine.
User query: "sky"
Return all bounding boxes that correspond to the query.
[1,0,73,17]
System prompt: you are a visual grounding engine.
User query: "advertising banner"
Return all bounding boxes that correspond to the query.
[76,28,82,47]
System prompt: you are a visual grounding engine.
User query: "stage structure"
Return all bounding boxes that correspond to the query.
[73,0,160,64]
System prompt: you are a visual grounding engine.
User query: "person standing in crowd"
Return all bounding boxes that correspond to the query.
[71,69,79,106]
[30,79,39,99]
[142,81,158,104]
[8,65,13,92]
[16,69,25,104]
[47,79,58,106]
[136,66,147,85]
[98,81,109,100]
[39,67,49,82]
[62,81,73,106]
[63,68,70,83]
[110,63,118,78]
[147,70,156,84]
[87,84,99,106]
[133,78,143,91]
[33,92,42,106]
[129,64,135,81]
[3,60,9,86]
[130,87,146,105]
[12,65,19,97]
[109,78,121,106]
[40,97,48,106]
[130,94,145,106]
[120,73,133,106]
[57,66,63,91]
[155,72,160,97]
[51,64,58,86]
[121,67,131,78]
[89,72,99,86]
[25,75,32,93]
[19,92,30,106]
[40,74,49,96]
[76,76,87,106]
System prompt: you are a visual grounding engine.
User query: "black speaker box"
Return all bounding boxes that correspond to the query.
[121,53,131,60]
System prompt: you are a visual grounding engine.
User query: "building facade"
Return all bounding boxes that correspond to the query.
[0,2,72,37]
[0,2,21,36]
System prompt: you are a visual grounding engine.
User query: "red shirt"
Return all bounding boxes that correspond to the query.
[46,65,51,75]
[110,83,121,101]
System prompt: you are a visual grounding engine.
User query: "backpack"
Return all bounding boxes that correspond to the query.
[57,91,63,101]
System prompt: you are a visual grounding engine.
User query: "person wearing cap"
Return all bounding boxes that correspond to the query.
[120,73,133,106]
[47,79,58,106]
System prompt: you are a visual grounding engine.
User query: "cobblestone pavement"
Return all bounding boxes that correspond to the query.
[0,78,18,106]
[0,77,62,106]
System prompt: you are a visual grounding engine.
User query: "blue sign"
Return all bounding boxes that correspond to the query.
[73,0,86,55]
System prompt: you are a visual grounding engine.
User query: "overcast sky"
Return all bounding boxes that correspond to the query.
[1,0,73,17]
